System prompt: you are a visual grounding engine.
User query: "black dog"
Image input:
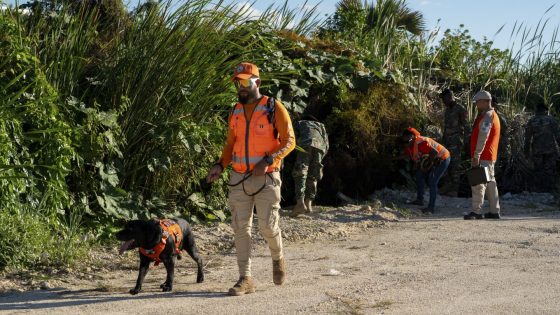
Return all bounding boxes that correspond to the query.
[116,218,204,295]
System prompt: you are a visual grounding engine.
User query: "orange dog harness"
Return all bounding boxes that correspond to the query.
[139,219,183,266]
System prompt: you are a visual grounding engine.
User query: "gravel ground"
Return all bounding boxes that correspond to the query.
[1,189,559,314]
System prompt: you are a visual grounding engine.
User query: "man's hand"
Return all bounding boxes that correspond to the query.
[252,159,268,176]
[206,164,223,183]
[471,157,480,168]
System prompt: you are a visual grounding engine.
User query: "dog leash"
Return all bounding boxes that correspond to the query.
[228,172,276,196]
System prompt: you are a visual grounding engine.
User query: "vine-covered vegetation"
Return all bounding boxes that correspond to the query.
[0,0,558,270]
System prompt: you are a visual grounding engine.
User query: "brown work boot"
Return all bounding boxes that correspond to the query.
[272,258,286,285]
[228,276,256,296]
[290,198,307,217]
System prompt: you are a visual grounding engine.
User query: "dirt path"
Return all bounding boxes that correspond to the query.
[2,193,560,314]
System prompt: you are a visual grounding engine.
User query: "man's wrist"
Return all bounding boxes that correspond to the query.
[213,163,224,171]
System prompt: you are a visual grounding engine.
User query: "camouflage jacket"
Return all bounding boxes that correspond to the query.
[497,111,509,156]
[524,113,560,156]
[443,102,469,147]
[295,120,329,153]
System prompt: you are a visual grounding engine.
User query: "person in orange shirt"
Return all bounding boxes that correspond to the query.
[402,127,451,214]
[465,90,501,220]
[206,62,295,295]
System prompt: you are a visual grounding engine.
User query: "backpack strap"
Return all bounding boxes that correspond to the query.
[266,97,279,139]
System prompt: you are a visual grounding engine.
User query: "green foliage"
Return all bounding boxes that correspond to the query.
[0,0,559,271]
[0,12,74,218]
[320,82,421,201]
[0,209,90,271]
[433,26,510,87]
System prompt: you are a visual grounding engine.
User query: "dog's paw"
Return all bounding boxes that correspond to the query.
[129,288,141,295]
[159,282,169,289]
[161,285,172,292]
[197,274,204,283]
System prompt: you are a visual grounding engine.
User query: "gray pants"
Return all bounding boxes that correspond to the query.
[471,160,500,214]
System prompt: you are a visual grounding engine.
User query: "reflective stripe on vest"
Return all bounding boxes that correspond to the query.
[229,96,281,173]
[412,136,450,161]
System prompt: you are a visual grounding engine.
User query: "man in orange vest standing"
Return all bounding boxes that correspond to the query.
[465,90,501,220]
[206,62,295,295]
[402,127,451,214]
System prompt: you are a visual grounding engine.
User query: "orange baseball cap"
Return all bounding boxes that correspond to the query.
[232,62,259,80]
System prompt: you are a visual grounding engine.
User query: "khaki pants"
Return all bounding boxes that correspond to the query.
[228,171,283,277]
[471,160,500,214]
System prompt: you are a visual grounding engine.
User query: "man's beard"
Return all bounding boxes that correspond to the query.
[237,90,255,104]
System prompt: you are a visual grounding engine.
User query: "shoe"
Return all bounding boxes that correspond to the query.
[463,212,483,220]
[290,198,307,217]
[484,212,501,219]
[228,276,256,296]
[407,199,424,206]
[421,207,434,214]
[304,199,313,213]
[272,258,286,285]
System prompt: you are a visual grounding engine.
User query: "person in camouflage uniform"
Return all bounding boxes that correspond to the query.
[291,115,329,217]
[440,89,469,196]
[524,101,560,192]
[493,95,510,186]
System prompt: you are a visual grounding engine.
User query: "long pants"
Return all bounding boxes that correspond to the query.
[292,146,325,200]
[416,157,451,209]
[228,171,283,277]
[471,160,500,214]
[442,144,462,193]
[533,153,558,192]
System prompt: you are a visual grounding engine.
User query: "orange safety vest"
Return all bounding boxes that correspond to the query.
[139,219,183,266]
[229,96,281,173]
[411,136,450,162]
[470,110,500,161]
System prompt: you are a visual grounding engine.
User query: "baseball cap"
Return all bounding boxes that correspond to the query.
[473,90,492,102]
[232,62,259,80]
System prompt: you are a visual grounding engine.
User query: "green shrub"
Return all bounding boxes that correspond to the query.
[0,210,89,271]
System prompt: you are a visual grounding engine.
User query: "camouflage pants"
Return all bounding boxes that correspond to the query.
[441,144,462,192]
[292,146,325,200]
[532,153,558,192]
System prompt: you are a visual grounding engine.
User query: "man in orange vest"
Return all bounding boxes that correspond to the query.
[206,62,295,296]
[465,90,501,220]
[402,127,451,214]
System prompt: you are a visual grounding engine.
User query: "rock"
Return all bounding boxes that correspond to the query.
[360,205,372,212]
[503,192,512,200]
[325,269,343,276]
[370,199,383,209]
[40,281,51,290]
[336,192,355,203]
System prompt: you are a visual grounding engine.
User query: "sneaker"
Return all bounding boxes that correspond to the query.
[407,199,424,206]
[421,207,434,214]
[484,212,501,219]
[228,276,256,296]
[272,258,286,285]
[463,212,483,220]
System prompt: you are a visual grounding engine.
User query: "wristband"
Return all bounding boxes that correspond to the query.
[264,155,274,165]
